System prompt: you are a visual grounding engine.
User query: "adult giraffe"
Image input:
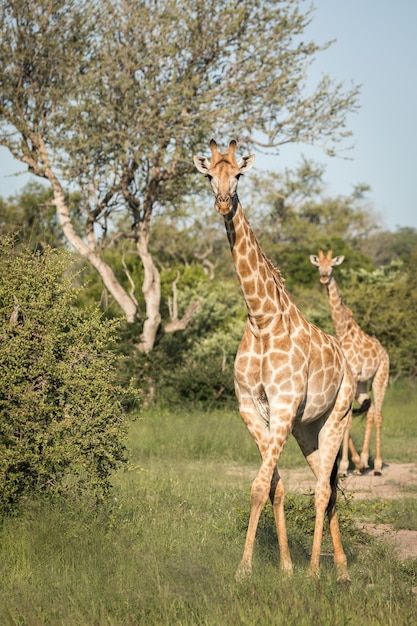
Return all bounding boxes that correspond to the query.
[310,249,390,475]
[194,140,355,581]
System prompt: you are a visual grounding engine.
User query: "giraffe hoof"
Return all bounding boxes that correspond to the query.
[235,564,251,583]
[280,562,294,577]
[374,471,382,476]
[307,567,320,581]
[337,573,352,585]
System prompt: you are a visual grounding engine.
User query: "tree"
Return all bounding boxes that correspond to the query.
[0,236,137,514]
[0,0,360,351]
[0,181,62,248]
[241,160,377,289]
[358,226,417,266]
[337,259,417,381]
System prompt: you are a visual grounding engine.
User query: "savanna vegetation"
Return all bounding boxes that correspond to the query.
[1,183,416,625]
[0,0,416,624]
[0,395,416,625]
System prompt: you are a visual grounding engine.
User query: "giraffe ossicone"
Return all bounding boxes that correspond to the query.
[310,249,389,475]
[194,140,355,582]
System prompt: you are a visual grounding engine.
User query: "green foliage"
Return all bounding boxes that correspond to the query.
[359,226,417,266]
[0,381,416,624]
[242,163,377,290]
[0,182,60,248]
[0,236,137,514]
[0,0,360,351]
[118,279,247,407]
[338,260,417,379]
[352,498,417,531]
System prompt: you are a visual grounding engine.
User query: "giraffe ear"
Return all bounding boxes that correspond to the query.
[237,154,255,173]
[193,155,211,174]
[332,255,345,266]
[309,255,319,266]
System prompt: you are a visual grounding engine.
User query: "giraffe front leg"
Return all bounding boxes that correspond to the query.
[309,398,351,582]
[348,435,361,474]
[236,413,294,581]
[339,419,350,476]
[235,463,273,581]
[371,359,388,475]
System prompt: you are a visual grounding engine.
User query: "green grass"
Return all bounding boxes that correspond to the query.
[0,380,416,625]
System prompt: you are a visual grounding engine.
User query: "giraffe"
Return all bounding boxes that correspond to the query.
[193,140,355,582]
[310,250,390,475]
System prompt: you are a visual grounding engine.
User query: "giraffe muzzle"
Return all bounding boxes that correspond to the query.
[215,195,233,215]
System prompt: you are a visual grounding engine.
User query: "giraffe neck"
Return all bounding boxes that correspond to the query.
[326,278,351,338]
[224,199,286,319]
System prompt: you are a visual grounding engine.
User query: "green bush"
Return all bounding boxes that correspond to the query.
[0,236,137,514]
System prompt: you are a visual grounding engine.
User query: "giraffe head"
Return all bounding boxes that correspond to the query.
[309,249,345,285]
[193,139,255,215]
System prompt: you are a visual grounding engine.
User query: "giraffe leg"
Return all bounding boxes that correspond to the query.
[369,355,389,475]
[360,404,374,472]
[373,412,383,475]
[235,455,281,581]
[328,503,350,582]
[293,409,350,581]
[348,435,361,474]
[339,425,350,476]
[355,381,372,472]
[235,413,293,580]
[339,413,361,475]
[237,396,280,503]
[270,470,293,575]
[309,451,348,580]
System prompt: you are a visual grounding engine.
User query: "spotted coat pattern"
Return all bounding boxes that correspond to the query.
[194,140,355,581]
[310,250,389,475]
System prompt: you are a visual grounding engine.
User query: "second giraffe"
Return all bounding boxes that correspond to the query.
[310,249,389,475]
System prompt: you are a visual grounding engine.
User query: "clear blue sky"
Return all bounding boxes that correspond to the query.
[277,0,417,231]
[1,0,416,231]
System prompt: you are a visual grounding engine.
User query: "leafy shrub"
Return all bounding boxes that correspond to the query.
[0,236,137,514]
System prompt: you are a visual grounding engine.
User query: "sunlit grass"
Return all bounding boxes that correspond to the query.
[0,380,416,625]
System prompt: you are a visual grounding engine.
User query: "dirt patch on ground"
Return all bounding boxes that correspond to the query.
[283,462,417,560]
[280,462,417,501]
[230,462,417,560]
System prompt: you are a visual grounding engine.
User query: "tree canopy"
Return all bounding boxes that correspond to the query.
[0,0,360,351]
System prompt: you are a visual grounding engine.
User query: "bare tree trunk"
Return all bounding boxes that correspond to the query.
[134,221,162,352]
[20,137,199,353]
[39,142,138,323]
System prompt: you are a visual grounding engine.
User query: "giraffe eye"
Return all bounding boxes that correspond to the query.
[206,174,213,181]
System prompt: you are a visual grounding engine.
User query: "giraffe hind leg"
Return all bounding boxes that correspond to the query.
[293,415,349,581]
[366,354,389,475]
[340,413,361,475]
[327,458,350,582]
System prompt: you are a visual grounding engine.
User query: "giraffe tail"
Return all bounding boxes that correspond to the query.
[352,398,371,417]
[326,456,339,516]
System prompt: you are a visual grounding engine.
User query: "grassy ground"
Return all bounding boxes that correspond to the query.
[0,381,416,625]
